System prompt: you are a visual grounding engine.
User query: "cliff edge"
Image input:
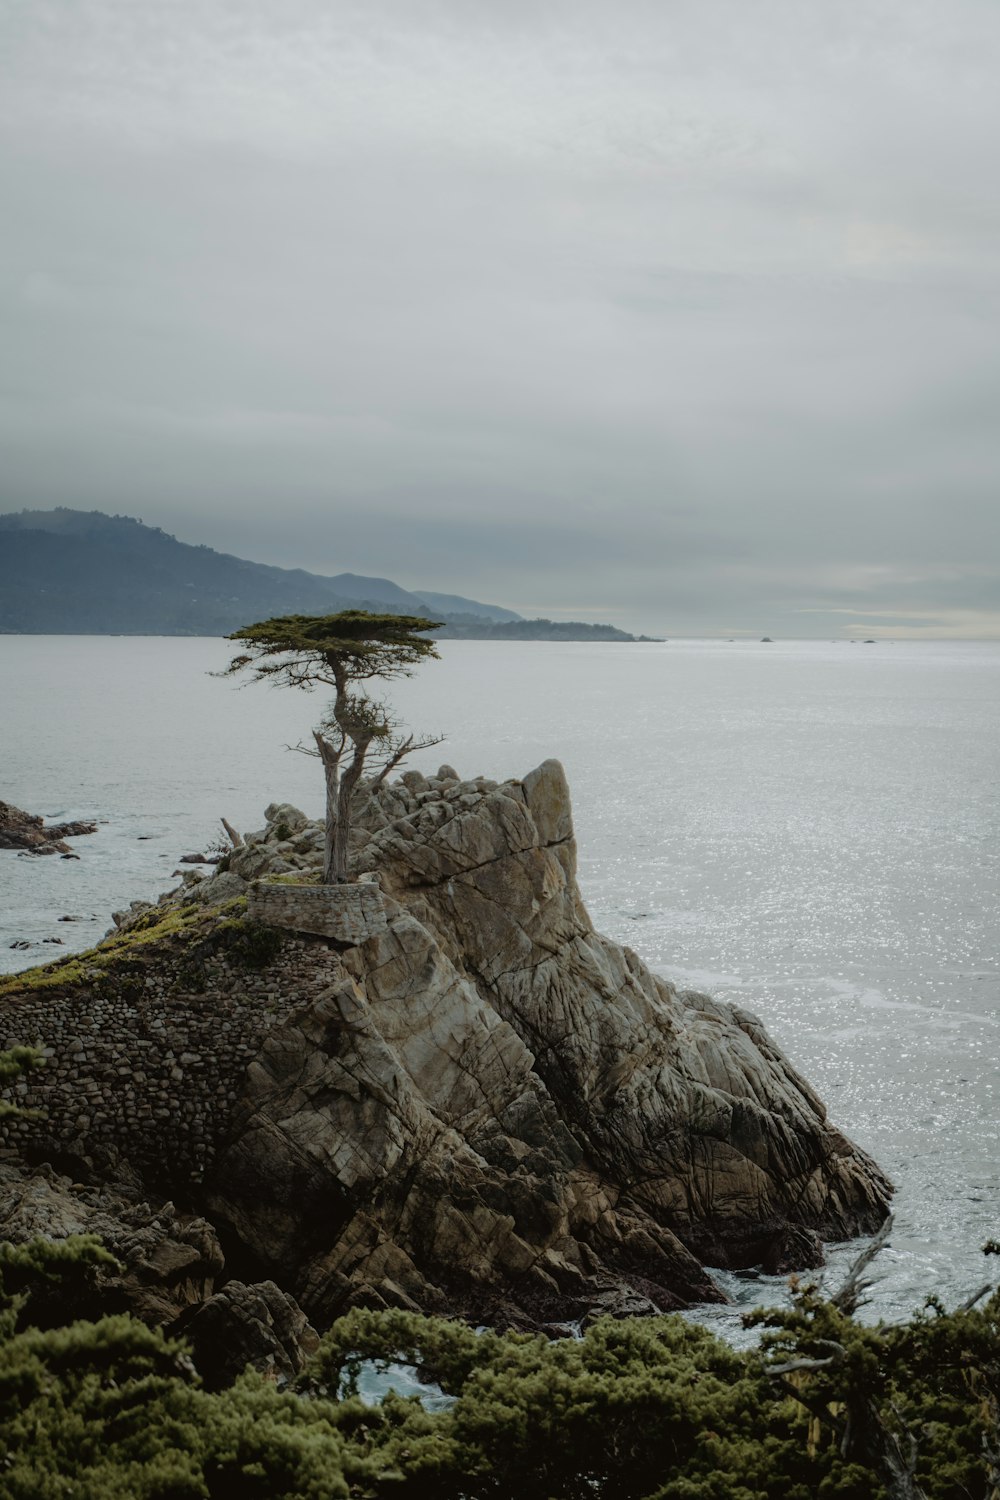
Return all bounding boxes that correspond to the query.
[0,760,891,1337]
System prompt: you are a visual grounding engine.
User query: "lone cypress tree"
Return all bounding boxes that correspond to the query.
[221,611,443,883]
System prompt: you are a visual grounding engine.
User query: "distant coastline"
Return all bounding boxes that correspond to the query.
[0,508,652,642]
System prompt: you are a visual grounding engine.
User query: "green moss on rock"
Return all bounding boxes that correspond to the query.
[0,896,252,999]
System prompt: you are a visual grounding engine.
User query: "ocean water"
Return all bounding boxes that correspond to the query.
[1,635,997,1332]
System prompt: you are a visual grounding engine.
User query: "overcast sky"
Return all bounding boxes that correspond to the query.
[2,1,999,636]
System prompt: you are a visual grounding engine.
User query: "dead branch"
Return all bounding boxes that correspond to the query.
[220,818,243,849]
[369,732,446,788]
[957,1283,993,1313]
[771,1375,847,1436]
[831,1215,894,1314]
[768,1355,840,1376]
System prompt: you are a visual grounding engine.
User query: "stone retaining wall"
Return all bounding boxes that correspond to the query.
[0,933,343,1186]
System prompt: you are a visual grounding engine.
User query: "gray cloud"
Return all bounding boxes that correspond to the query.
[1,0,999,635]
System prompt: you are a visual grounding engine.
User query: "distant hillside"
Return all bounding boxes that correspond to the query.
[438,617,638,641]
[0,510,642,640]
[416,590,522,624]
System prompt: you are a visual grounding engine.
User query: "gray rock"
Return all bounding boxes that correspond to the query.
[0,759,893,1337]
[0,1161,225,1326]
[203,760,891,1327]
[228,844,277,881]
[0,800,97,853]
[174,1279,318,1388]
[264,803,310,836]
[188,870,247,905]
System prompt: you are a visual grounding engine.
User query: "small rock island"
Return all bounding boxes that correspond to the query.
[0,799,97,855]
[0,760,890,1375]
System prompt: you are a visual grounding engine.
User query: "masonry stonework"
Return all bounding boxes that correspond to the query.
[0,933,345,1186]
[247,881,387,943]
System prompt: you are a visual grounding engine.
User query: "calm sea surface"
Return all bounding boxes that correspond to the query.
[1,636,997,1333]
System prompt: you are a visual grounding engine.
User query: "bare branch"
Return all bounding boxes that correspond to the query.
[831,1215,894,1314]
[956,1283,993,1312]
[771,1376,847,1436]
[768,1355,840,1376]
[369,731,446,787]
[286,741,318,758]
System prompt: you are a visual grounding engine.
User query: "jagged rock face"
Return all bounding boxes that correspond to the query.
[174,1280,319,1389]
[0,1160,224,1326]
[0,1161,318,1382]
[204,761,891,1327]
[207,917,720,1327]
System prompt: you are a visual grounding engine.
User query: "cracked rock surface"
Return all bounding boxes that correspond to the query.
[203,759,891,1327]
[0,760,891,1338]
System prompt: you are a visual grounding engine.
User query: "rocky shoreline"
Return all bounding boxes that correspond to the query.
[0,798,97,856]
[0,759,892,1376]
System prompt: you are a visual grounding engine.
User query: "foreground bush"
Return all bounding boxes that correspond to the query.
[0,1232,997,1498]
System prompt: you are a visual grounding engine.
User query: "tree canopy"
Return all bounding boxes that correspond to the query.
[221,611,443,882]
[222,611,442,693]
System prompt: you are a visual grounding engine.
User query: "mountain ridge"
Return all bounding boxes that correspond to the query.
[0,509,642,640]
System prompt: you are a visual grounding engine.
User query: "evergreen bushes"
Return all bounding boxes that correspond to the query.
[0,1240,997,1499]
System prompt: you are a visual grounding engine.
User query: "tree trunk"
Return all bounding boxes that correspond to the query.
[331,741,370,883]
[844,1400,928,1500]
[314,731,342,886]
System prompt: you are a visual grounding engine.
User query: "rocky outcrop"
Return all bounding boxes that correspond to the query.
[0,1158,224,1326]
[0,800,97,855]
[198,762,890,1327]
[0,1158,317,1382]
[174,1280,319,1389]
[0,761,892,1336]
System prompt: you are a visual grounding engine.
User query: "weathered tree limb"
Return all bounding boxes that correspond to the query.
[831,1214,894,1314]
[220,818,243,849]
[768,1354,840,1376]
[957,1283,992,1313]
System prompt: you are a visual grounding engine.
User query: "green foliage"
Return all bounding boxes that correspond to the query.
[0,1307,432,1499]
[0,1314,367,1498]
[0,898,248,999]
[213,917,284,970]
[0,1047,43,1087]
[748,1271,1000,1500]
[0,1239,997,1499]
[223,610,442,687]
[0,898,262,1008]
[220,609,443,883]
[0,1234,119,1331]
[0,1046,44,1118]
[306,1309,812,1498]
[303,1295,1000,1499]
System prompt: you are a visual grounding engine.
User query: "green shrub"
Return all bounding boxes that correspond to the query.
[0,1230,997,1498]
